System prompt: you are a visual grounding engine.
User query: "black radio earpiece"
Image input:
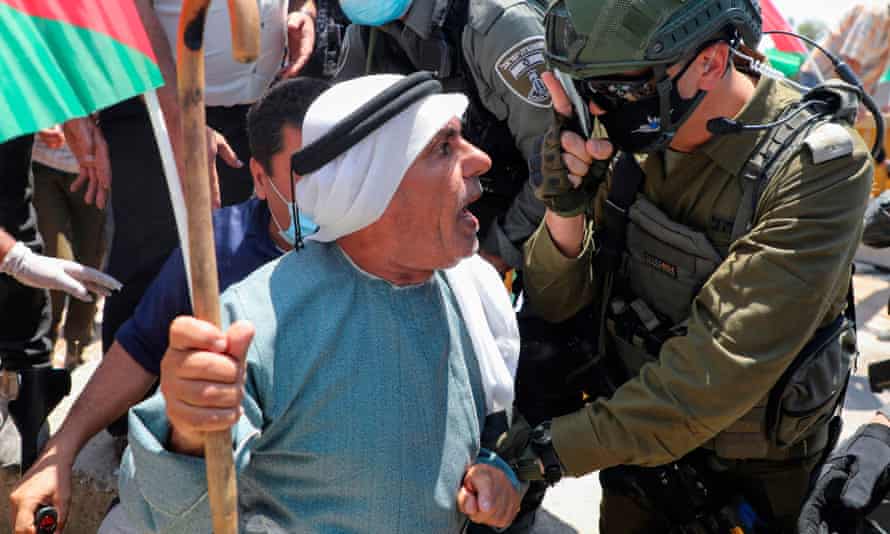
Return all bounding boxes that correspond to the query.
[708,30,885,162]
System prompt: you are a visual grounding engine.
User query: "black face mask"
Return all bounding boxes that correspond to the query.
[580,60,707,154]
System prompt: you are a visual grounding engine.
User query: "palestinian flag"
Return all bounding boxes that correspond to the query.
[0,0,164,142]
[760,0,809,55]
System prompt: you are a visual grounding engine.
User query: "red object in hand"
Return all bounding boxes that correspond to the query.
[35,505,58,534]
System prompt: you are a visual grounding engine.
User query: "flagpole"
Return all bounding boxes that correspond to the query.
[143,89,193,299]
[175,1,258,532]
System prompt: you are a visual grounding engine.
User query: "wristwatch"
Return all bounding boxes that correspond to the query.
[530,420,564,486]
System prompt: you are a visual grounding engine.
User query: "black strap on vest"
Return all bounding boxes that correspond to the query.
[291,71,442,175]
[594,153,645,274]
[585,153,646,367]
[730,104,823,244]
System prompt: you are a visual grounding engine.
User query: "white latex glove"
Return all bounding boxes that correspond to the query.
[0,242,122,302]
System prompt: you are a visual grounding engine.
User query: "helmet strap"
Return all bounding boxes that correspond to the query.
[652,56,709,151]
[655,64,673,148]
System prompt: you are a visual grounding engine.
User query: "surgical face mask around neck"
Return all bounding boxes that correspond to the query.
[340,0,412,26]
[266,175,318,246]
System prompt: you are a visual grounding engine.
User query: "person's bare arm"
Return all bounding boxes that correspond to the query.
[279,0,317,79]
[53,342,156,453]
[63,117,111,210]
[9,343,155,532]
[544,211,586,258]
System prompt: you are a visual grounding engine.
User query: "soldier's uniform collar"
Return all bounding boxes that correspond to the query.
[698,77,802,177]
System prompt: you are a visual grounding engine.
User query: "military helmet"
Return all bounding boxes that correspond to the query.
[545,0,762,79]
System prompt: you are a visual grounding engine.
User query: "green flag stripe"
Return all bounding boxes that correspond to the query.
[0,3,163,142]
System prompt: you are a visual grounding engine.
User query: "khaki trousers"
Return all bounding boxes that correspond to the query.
[32,162,107,349]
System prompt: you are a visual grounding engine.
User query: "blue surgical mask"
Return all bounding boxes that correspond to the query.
[267,176,318,246]
[339,0,412,26]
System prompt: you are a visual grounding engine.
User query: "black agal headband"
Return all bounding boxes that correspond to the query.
[291,71,443,175]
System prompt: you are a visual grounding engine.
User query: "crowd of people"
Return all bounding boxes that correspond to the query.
[3,1,890,533]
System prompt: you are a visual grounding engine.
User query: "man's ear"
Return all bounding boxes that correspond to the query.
[699,42,730,91]
[250,158,268,200]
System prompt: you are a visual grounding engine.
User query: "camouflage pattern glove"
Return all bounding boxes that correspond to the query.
[533,111,611,218]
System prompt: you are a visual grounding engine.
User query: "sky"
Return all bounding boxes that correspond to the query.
[773,0,862,28]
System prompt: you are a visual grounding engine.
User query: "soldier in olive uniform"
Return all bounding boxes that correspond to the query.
[335,0,551,272]
[511,0,874,532]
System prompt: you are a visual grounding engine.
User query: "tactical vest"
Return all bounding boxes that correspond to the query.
[358,0,546,237]
[596,103,858,461]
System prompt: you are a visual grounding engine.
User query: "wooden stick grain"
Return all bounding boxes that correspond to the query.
[175,1,258,531]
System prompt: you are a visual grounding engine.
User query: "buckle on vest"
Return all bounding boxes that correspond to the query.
[630,299,661,332]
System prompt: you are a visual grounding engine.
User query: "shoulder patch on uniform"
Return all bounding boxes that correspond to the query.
[803,122,854,164]
[494,36,551,109]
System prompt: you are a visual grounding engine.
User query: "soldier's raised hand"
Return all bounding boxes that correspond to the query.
[533,72,612,218]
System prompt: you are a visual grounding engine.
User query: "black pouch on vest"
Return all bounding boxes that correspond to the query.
[765,315,856,449]
[515,307,622,426]
[705,316,854,460]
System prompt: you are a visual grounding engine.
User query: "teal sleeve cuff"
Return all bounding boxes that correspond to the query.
[476,448,521,493]
[119,392,261,530]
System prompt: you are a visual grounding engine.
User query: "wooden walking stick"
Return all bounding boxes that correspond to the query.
[176,1,259,532]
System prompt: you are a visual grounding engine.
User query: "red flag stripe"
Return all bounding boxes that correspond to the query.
[760,0,809,55]
[0,0,156,61]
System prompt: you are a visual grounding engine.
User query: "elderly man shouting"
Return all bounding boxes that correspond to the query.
[119,73,522,533]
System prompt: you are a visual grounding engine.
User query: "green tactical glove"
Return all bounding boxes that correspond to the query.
[533,111,611,218]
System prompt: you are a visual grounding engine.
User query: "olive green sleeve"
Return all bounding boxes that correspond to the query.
[522,218,596,323]
[551,136,874,476]
[523,174,610,322]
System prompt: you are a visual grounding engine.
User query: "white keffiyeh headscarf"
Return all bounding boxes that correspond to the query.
[294,74,518,415]
[296,74,468,243]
